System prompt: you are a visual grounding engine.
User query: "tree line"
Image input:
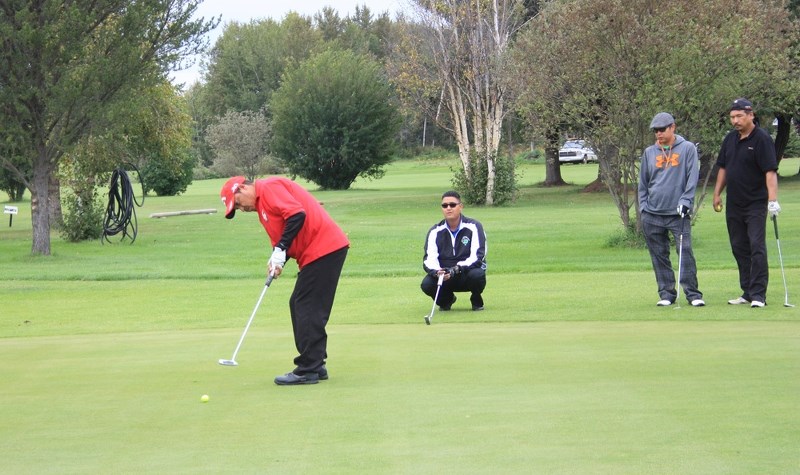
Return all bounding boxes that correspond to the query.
[1,0,799,255]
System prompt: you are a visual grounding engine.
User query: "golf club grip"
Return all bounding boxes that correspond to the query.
[773,215,779,240]
[265,274,275,287]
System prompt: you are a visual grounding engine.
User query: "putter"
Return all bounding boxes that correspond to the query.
[772,215,795,307]
[424,273,445,325]
[674,218,685,309]
[219,274,275,366]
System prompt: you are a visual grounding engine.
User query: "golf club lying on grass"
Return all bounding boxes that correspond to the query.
[772,215,795,308]
[219,274,275,366]
[424,273,445,325]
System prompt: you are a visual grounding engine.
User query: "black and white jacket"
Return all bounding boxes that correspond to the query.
[423,215,487,275]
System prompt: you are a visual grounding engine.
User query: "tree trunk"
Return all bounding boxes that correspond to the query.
[10,182,26,202]
[774,114,791,165]
[31,152,53,256]
[485,153,496,205]
[49,174,63,230]
[484,100,504,205]
[543,126,566,186]
[448,84,472,175]
[597,143,634,231]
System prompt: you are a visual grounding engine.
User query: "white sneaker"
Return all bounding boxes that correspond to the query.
[656,299,672,306]
[751,300,765,308]
[691,299,705,307]
[728,297,750,305]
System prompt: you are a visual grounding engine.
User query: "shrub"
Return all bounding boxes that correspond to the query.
[60,187,104,242]
[271,49,401,190]
[452,151,518,206]
[142,151,196,196]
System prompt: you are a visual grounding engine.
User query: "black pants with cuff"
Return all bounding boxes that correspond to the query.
[726,204,769,302]
[290,246,348,375]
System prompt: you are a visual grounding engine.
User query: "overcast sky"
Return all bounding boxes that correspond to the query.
[170,0,407,86]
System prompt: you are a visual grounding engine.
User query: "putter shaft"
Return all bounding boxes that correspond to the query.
[424,273,445,325]
[219,275,274,366]
[772,216,794,307]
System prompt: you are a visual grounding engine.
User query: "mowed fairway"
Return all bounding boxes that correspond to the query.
[1,159,799,473]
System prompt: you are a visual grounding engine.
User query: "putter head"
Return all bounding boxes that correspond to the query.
[784,303,795,308]
[218,359,238,366]
[424,315,431,325]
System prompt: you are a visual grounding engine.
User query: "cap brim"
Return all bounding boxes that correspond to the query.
[220,176,245,219]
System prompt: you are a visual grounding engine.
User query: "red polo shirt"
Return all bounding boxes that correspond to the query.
[254,178,349,268]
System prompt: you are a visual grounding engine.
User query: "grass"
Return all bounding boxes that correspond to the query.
[1,158,799,473]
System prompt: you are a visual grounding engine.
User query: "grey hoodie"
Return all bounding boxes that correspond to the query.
[638,134,699,215]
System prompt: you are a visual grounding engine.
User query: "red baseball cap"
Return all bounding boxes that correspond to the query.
[220,176,246,219]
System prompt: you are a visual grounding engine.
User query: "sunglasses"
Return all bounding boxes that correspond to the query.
[652,126,671,133]
[441,202,460,208]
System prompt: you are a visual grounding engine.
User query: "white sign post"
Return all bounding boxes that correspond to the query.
[4,205,18,227]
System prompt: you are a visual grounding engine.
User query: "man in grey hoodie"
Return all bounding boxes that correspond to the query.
[638,112,705,307]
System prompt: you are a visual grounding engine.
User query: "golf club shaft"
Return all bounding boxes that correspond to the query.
[772,216,793,306]
[227,275,274,362]
[427,273,445,323]
[676,218,684,305]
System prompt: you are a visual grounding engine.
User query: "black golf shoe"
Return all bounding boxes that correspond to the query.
[471,294,484,311]
[440,295,456,311]
[317,366,329,380]
[274,372,319,385]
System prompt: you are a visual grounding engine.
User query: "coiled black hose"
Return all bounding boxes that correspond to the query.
[102,166,144,244]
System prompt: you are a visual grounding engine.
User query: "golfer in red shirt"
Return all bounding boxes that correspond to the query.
[221,176,349,385]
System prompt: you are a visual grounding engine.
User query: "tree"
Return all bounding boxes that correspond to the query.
[271,49,401,190]
[0,157,28,201]
[134,83,197,196]
[205,109,272,180]
[510,0,800,231]
[771,0,800,169]
[201,13,323,116]
[315,6,346,42]
[339,5,396,60]
[0,0,216,255]
[390,0,527,205]
[183,81,215,170]
[109,82,196,196]
[55,81,196,241]
[508,23,574,187]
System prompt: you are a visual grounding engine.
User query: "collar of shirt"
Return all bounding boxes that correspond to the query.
[448,219,463,238]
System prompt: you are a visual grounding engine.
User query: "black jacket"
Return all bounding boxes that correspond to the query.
[423,215,487,275]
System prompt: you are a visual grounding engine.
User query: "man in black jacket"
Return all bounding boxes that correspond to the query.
[421,191,487,311]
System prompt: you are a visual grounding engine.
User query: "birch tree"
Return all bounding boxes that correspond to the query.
[392,0,527,205]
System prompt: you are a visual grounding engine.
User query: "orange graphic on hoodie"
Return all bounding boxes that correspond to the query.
[656,152,679,169]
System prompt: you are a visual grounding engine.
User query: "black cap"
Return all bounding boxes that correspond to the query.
[730,98,753,112]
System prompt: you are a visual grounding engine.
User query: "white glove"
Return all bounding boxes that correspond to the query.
[768,200,781,217]
[269,247,286,272]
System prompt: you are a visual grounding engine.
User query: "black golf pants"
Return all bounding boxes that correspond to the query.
[421,267,486,309]
[726,204,769,302]
[289,246,348,375]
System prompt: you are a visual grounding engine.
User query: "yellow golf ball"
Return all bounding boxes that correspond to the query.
[200,394,209,403]
[714,204,723,212]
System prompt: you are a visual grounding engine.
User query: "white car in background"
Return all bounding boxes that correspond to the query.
[558,140,598,164]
